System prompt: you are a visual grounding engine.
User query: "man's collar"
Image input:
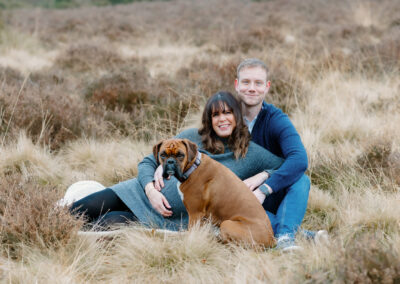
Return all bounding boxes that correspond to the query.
[261,101,267,110]
[244,101,267,123]
[244,102,267,133]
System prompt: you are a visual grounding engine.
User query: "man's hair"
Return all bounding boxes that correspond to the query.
[236,58,269,79]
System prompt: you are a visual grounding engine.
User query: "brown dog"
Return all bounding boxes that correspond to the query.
[153,138,275,248]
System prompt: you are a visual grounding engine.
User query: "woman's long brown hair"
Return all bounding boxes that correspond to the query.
[198,91,250,159]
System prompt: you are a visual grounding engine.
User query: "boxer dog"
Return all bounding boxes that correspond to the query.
[153,138,275,248]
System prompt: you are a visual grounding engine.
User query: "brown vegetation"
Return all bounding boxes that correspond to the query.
[0,174,82,259]
[0,0,399,282]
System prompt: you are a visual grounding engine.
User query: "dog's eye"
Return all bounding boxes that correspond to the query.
[160,154,166,159]
[177,153,185,159]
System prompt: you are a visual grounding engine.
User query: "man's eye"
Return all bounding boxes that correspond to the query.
[242,80,249,84]
[256,81,264,86]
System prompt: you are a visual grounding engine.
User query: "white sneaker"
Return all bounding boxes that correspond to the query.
[58,180,106,206]
[276,235,303,252]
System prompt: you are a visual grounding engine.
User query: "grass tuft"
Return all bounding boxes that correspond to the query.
[0,174,82,260]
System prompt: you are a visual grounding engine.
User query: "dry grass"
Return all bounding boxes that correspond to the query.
[0,0,400,282]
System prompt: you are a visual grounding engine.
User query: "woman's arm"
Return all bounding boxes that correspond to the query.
[137,154,158,189]
[137,154,172,217]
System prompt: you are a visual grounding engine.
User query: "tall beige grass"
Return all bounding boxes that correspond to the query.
[0,0,399,282]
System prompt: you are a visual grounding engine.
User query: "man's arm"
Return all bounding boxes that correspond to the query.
[263,111,308,192]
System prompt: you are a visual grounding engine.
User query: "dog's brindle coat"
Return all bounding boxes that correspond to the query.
[153,138,275,247]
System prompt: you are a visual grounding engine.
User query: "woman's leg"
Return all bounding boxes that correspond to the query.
[70,187,133,223]
[96,211,138,229]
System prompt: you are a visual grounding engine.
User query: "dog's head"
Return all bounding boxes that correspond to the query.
[153,139,198,180]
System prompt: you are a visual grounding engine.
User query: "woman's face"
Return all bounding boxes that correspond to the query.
[211,103,237,138]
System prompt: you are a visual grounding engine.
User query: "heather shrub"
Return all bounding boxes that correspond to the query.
[0,174,82,259]
[337,234,400,283]
[176,58,238,98]
[85,64,151,111]
[308,156,357,193]
[0,0,399,282]
[388,151,400,185]
[0,10,3,30]
[358,37,400,74]
[303,186,339,232]
[267,62,307,115]
[0,69,86,149]
[356,139,400,190]
[55,43,124,73]
[85,64,197,139]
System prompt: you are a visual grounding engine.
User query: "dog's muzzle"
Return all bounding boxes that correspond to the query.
[163,158,179,178]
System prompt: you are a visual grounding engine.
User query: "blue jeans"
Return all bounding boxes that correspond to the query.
[262,174,310,239]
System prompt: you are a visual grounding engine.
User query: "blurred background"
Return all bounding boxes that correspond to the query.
[0,0,399,282]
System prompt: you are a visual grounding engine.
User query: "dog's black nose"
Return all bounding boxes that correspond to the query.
[167,159,175,164]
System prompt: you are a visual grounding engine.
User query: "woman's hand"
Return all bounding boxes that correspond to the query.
[145,182,172,217]
[243,172,269,191]
[154,165,169,191]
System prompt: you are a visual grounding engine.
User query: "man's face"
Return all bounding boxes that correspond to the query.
[235,66,270,108]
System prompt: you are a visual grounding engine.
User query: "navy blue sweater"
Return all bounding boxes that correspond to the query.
[251,102,308,192]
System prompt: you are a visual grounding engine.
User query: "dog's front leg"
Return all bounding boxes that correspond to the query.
[188,211,206,229]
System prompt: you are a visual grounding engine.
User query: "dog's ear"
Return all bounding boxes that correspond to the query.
[153,140,164,163]
[182,139,198,163]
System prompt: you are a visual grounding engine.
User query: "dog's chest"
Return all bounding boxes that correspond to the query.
[176,181,184,201]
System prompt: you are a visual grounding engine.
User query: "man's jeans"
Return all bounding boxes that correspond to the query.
[262,174,310,239]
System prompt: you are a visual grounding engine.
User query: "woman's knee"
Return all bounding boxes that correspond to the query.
[70,188,119,220]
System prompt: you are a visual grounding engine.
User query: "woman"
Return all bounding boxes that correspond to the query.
[71,91,284,231]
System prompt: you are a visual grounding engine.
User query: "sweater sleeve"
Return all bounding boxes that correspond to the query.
[264,111,308,192]
[137,154,159,189]
[249,142,284,174]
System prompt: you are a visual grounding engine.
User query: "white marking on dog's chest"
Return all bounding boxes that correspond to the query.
[176,181,184,200]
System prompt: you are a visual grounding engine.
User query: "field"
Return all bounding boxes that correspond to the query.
[0,0,400,282]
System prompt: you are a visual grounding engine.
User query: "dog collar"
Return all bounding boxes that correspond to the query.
[182,151,202,180]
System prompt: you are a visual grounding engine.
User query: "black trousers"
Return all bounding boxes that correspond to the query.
[70,187,138,229]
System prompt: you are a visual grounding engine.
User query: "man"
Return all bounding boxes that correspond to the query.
[235,58,310,250]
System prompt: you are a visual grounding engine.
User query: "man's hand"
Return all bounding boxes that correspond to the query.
[154,165,170,191]
[243,172,269,191]
[252,188,266,204]
[145,182,172,217]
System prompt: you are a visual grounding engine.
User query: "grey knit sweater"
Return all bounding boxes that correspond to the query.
[110,128,283,231]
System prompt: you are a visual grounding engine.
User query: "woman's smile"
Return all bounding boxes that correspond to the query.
[211,104,237,138]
